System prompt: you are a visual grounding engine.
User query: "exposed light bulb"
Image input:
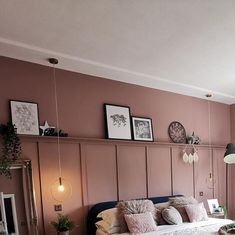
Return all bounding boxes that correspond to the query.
[58,184,65,192]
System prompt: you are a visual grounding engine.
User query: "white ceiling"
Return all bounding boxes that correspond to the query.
[1,0,235,104]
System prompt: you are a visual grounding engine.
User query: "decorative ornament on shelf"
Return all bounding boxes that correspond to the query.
[0,123,22,178]
[40,120,55,136]
[182,144,199,164]
[168,121,186,143]
[186,132,201,145]
[40,120,68,137]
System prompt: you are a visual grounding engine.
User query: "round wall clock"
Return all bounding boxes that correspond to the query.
[168,121,186,143]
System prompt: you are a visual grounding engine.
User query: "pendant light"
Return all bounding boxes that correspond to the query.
[206,93,215,188]
[49,58,72,202]
[224,143,235,164]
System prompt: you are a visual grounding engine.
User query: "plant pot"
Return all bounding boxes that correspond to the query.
[58,231,70,235]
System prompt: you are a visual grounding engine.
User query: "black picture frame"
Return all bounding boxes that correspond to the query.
[10,100,40,135]
[131,116,154,142]
[104,104,132,140]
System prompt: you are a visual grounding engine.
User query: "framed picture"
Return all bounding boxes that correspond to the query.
[207,199,219,214]
[10,100,40,135]
[104,104,132,140]
[132,116,154,141]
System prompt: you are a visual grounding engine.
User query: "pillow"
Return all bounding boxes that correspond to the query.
[169,196,198,222]
[154,202,170,225]
[117,199,155,233]
[124,212,158,235]
[97,208,120,227]
[185,202,208,222]
[0,222,5,233]
[162,206,183,225]
[95,220,120,234]
[169,196,198,205]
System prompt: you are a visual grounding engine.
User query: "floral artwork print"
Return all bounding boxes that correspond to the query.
[10,101,39,135]
[105,104,132,140]
[110,114,127,127]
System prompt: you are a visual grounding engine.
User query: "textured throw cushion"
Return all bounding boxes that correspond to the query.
[169,196,198,222]
[97,208,120,227]
[184,202,208,222]
[154,202,170,225]
[124,212,158,235]
[117,199,156,233]
[0,221,5,233]
[162,206,183,225]
[95,220,120,234]
[218,223,235,235]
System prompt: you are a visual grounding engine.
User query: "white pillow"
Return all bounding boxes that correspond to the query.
[95,220,120,234]
[97,208,120,227]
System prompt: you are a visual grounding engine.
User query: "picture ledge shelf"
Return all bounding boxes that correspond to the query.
[19,135,226,149]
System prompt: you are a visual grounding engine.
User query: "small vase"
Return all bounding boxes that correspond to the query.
[58,231,70,235]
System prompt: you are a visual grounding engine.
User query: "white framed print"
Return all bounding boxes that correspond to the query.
[104,104,132,140]
[207,199,219,214]
[10,100,40,135]
[132,116,154,141]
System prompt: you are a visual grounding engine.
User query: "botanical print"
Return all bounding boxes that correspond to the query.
[105,104,132,140]
[110,114,127,127]
[10,101,39,135]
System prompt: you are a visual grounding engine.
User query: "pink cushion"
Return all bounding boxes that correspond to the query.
[124,212,157,235]
[185,202,208,222]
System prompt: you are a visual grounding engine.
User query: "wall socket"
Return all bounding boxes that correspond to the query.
[54,204,62,211]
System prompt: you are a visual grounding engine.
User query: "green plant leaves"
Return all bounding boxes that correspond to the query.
[0,122,21,178]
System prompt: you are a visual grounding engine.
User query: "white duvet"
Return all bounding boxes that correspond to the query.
[96,218,234,235]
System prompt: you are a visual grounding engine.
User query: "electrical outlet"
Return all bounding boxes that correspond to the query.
[54,204,62,211]
[199,192,203,196]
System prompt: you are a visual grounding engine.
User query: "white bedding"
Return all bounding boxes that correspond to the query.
[96,218,234,235]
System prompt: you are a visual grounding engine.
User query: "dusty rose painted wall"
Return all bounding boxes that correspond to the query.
[229,104,235,218]
[0,56,231,145]
[0,55,233,234]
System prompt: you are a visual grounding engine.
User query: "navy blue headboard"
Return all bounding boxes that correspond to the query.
[87,195,182,235]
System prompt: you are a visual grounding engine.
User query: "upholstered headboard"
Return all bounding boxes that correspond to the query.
[87,195,182,235]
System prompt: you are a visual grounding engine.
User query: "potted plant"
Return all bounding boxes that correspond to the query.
[51,214,75,235]
[0,122,21,178]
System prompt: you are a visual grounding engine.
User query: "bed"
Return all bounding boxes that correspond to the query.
[87,196,233,235]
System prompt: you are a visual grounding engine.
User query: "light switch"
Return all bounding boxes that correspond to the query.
[54,204,62,211]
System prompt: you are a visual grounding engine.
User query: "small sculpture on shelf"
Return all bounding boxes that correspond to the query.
[186,132,201,145]
[39,120,68,137]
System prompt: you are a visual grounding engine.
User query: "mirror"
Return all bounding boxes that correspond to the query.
[0,160,38,235]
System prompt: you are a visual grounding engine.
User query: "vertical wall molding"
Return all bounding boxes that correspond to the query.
[115,145,120,201]
[145,146,149,198]
[21,138,226,235]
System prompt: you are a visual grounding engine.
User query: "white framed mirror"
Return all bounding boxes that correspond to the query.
[0,160,38,235]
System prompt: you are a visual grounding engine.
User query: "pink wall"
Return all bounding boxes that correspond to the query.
[229,104,235,218]
[0,56,231,145]
[0,56,233,234]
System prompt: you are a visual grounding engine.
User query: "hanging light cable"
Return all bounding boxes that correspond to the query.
[206,93,215,189]
[49,58,72,202]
